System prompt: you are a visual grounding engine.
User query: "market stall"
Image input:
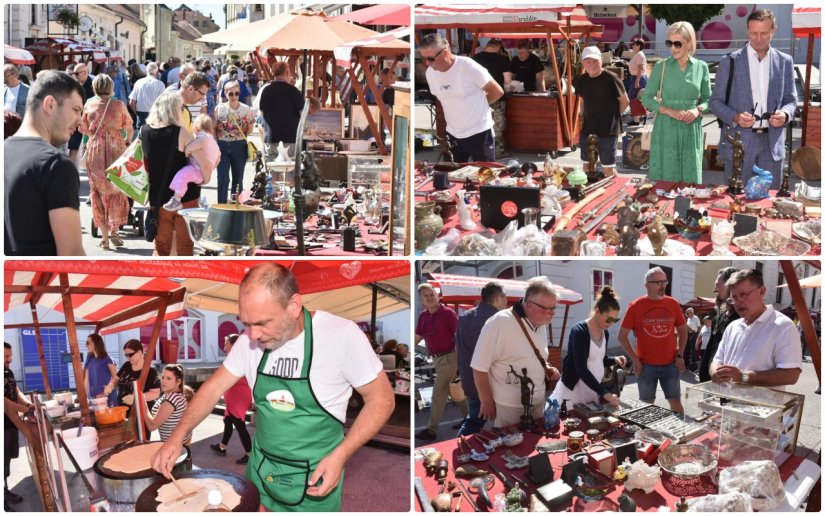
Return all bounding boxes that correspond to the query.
[414,4,604,155]
[194,11,410,256]
[792,6,821,149]
[414,163,821,256]
[24,37,120,72]
[3,259,410,511]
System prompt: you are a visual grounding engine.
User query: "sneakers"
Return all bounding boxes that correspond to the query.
[210,443,227,456]
[236,455,250,465]
[415,429,437,441]
[162,197,183,212]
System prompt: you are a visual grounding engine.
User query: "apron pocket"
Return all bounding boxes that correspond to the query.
[255,451,310,507]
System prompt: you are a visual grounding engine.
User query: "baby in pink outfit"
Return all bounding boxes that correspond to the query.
[163,114,221,211]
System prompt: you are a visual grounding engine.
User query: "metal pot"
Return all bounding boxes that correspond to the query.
[179,207,282,251]
[94,442,191,505]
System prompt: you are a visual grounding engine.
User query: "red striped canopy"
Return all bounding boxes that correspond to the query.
[792,6,821,37]
[428,273,583,305]
[25,37,113,62]
[414,4,603,38]
[4,44,36,65]
[333,4,411,27]
[5,260,409,335]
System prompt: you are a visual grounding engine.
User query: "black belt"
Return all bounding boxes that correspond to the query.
[752,127,769,134]
[431,351,454,359]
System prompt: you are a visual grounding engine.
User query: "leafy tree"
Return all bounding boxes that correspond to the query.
[646,5,725,32]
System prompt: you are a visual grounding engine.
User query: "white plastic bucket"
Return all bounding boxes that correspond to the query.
[61,427,99,471]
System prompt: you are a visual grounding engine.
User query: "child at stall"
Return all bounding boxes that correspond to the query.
[163,114,221,211]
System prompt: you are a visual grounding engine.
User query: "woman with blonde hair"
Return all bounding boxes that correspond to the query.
[641,21,711,183]
[139,92,198,256]
[79,73,134,250]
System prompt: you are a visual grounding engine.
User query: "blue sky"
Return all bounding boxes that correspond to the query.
[166,3,226,29]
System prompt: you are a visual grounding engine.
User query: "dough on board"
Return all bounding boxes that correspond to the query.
[156,477,241,512]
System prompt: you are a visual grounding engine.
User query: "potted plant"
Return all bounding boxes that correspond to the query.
[55,8,80,31]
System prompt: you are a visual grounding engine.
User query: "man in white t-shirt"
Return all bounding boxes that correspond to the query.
[471,276,561,428]
[151,263,395,511]
[710,269,802,388]
[420,33,504,162]
[684,307,700,372]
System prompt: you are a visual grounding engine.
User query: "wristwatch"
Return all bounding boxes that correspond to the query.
[676,353,683,358]
[740,371,750,384]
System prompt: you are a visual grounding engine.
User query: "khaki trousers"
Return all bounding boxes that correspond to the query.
[428,352,468,432]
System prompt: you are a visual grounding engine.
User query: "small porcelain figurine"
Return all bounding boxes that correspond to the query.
[709,218,736,256]
[542,185,563,216]
[455,189,477,230]
[623,458,661,494]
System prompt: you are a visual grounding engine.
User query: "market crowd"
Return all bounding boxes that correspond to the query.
[421,9,797,187]
[4,51,395,256]
[414,265,807,441]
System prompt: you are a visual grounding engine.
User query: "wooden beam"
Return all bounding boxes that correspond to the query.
[546,30,572,148]
[59,274,88,415]
[347,63,387,154]
[97,288,185,329]
[27,272,54,307]
[357,49,393,144]
[780,261,821,383]
[4,322,97,330]
[29,302,52,398]
[139,298,169,390]
[5,285,174,297]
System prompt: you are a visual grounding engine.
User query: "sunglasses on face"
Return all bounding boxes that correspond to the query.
[423,48,444,63]
[647,280,669,286]
[124,352,137,358]
[226,91,240,97]
[665,40,684,49]
[605,316,621,324]
[528,298,557,312]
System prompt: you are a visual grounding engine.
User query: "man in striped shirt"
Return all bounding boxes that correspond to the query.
[166,64,207,126]
[129,62,165,131]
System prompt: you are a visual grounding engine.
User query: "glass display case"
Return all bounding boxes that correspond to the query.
[683,382,804,469]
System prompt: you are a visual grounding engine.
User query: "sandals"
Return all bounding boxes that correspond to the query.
[98,241,110,250]
[110,234,125,248]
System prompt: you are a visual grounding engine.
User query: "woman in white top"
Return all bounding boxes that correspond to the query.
[628,39,648,125]
[146,364,193,444]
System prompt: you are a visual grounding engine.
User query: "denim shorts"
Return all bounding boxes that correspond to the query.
[637,362,681,401]
[578,134,618,166]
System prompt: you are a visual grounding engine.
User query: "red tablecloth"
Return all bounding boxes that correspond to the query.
[253,224,388,256]
[415,171,817,256]
[413,423,806,512]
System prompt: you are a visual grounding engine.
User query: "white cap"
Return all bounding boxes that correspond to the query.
[581,46,602,61]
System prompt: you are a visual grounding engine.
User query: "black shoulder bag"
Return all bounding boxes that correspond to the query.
[144,126,179,243]
[716,54,736,128]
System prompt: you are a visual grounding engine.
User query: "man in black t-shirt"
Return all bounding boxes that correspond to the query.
[4,71,86,256]
[510,41,545,92]
[258,61,305,160]
[574,46,630,178]
[474,39,512,157]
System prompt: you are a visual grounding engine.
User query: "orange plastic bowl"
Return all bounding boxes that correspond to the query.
[95,406,128,426]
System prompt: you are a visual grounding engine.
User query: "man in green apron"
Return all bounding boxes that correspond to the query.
[151,263,395,511]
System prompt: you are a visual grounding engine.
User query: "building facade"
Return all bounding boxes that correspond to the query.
[173,4,220,35]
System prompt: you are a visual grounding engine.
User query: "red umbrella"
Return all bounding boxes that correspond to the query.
[333,4,410,27]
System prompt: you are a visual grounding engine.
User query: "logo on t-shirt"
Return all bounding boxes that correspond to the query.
[641,307,675,338]
[266,390,295,412]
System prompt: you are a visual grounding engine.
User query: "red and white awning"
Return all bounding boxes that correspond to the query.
[25,37,115,62]
[5,260,410,335]
[334,26,410,66]
[792,6,821,37]
[4,45,36,65]
[428,273,583,305]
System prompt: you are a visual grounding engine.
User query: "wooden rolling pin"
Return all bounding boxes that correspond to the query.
[554,187,607,231]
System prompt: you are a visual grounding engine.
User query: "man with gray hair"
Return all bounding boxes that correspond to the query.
[472,277,561,428]
[619,267,687,412]
[415,282,465,441]
[4,64,29,116]
[710,269,801,388]
[420,33,504,162]
[698,266,740,382]
[129,62,166,130]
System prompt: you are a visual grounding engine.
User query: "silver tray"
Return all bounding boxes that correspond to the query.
[792,220,821,246]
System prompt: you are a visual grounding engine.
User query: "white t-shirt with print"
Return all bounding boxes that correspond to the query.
[471,308,549,409]
[223,310,383,423]
[425,56,494,139]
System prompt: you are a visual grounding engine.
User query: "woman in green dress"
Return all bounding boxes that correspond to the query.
[641,21,711,184]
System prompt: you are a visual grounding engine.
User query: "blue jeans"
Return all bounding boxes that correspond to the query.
[457,396,486,437]
[637,362,681,401]
[217,139,248,203]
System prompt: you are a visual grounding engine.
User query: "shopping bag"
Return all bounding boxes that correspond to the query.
[105,138,149,205]
[639,120,654,151]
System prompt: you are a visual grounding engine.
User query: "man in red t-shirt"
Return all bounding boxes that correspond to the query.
[415,283,468,441]
[618,268,688,413]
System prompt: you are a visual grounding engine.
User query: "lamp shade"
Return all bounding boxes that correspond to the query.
[203,204,266,247]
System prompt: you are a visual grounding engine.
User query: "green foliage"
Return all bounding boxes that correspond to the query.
[647,5,725,32]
